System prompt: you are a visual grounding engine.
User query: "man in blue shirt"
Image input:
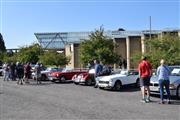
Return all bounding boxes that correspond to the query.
[94,60,103,88]
[156,59,171,104]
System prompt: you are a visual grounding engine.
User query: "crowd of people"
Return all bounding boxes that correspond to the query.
[2,62,43,85]
[1,56,172,104]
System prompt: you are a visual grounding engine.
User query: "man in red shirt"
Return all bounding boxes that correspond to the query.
[138,56,152,103]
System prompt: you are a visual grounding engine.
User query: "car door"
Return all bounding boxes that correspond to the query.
[123,71,138,85]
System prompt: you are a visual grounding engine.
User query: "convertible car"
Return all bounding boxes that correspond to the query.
[150,66,180,99]
[32,67,62,81]
[72,69,96,85]
[48,68,87,83]
[96,70,140,91]
[41,67,63,81]
[72,68,112,86]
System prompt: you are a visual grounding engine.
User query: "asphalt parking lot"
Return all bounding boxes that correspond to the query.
[0,77,179,120]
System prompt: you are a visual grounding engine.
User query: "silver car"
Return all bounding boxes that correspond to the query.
[150,66,180,99]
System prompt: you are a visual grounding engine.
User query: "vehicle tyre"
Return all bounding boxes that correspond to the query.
[176,85,180,100]
[59,76,66,83]
[85,79,92,86]
[99,87,104,89]
[41,74,46,81]
[113,81,122,91]
[51,80,56,82]
[74,82,79,85]
[135,78,140,88]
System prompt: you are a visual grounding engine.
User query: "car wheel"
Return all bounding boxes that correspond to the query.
[99,87,104,90]
[74,82,79,85]
[85,79,92,86]
[135,78,140,88]
[113,81,122,91]
[176,85,180,100]
[59,76,66,83]
[51,80,56,82]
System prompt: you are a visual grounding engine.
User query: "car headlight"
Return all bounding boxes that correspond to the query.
[109,79,113,83]
[169,84,176,90]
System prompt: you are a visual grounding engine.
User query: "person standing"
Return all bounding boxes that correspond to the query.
[138,56,152,103]
[9,62,16,81]
[156,59,171,104]
[34,63,42,84]
[3,63,10,81]
[94,60,103,88]
[24,62,31,84]
[16,62,24,85]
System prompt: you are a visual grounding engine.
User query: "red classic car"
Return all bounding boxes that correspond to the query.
[48,68,87,83]
[72,68,112,85]
[72,69,96,85]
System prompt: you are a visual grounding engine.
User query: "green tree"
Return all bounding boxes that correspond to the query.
[80,27,120,65]
[131,35,180,68]
[17,43,43,63]
[146,35,180,68]
[0,33,6,53]
[39,50,70,67]
[0,33,6,65]
[3,53,18,64]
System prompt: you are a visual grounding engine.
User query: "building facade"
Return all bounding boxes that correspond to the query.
[35,29,180,69]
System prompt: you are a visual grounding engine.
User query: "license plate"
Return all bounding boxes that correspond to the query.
[150,86,159,91]
[75,78,80,82]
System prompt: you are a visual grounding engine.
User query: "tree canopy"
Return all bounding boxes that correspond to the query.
[0,33,6,53]
[39,50,70,67]
[16,43,43,64]
[131,35,180,68]
[80,27,120,65]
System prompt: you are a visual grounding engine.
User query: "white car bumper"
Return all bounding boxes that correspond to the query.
[74,77,85,83]
[98,81,113,88]
[48,76,58,81]
[150,86,177,96]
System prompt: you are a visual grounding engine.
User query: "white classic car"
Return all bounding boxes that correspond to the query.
[150,66,180,99]
[96,70,139,91]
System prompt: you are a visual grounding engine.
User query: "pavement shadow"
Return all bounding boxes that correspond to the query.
[26,81,53,86]
[150,94,180,105]
[98,86,140,92]
[54,81,73,84]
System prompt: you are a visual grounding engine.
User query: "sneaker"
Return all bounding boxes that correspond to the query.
[94,85,98,88]
[140,99,147,103]
[159,101,164,104]
[146,98,151,103]
[167,100,171,104]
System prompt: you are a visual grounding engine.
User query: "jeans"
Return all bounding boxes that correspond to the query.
[159,79,170,101]
[4,71,10,81]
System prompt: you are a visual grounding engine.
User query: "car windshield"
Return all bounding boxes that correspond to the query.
[61,68,73,72]
[120,70,128,75]
[153,66,180,76]
[88,69,95,74]
[171,68,180,76]
[46,68,56,71]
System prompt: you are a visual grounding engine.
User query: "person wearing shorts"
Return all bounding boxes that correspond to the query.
[138,56,152,103]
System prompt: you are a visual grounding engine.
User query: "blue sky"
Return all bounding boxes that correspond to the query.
[0,0,179,49]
